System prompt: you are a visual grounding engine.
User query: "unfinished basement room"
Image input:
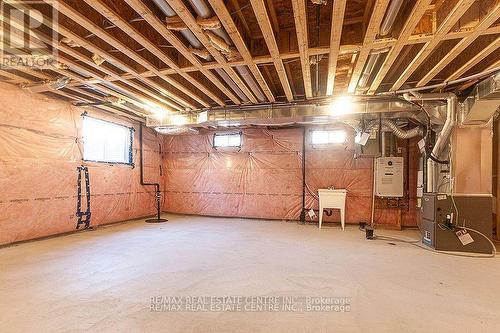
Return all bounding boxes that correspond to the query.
[1,0,500,332]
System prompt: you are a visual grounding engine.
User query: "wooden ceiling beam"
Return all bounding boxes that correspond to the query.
[250,0,293,101]
[7,3,184,112]
[39,0,197,111]
[326,0,347,96]
[265,0,280,34]
[228,0,252,38]
[417,4,500,87]
[208,0,275,102]
[56,0,202,110]
[446,37,500,82]
[165,0,258,104]
[290,0,313,99]
[347,0,391,93]
[82,0,225,107]
[8,59,145,117]
[367,0,434,94]
[457,58,500,91]
[50,68,147,115]
[103,21,499,82]
[109,44,363,80]
[66,1,211,109]
[390,0,477,91]
[123,0,241,105]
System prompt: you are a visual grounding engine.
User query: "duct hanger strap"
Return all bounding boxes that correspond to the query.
[76,165,91,230]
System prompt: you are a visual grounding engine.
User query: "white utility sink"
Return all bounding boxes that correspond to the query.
[317,189,347,230]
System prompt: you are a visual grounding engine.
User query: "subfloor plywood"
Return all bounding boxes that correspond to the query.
[1,214,500,332]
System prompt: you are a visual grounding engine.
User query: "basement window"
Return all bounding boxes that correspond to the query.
[82,116,133,165]
[213,133,242,148]
[311,130,347,144]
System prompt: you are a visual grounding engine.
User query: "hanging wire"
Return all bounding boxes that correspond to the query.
[230,2,251,15]
[129,17,145,23]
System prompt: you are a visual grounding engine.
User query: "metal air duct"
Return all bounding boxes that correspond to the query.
[404,92,457,192]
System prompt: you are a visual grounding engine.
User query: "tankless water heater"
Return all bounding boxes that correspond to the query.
[375,157,404,197]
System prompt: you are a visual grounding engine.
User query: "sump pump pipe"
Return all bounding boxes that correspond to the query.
[403,92,457,193]
[139,124,167,223]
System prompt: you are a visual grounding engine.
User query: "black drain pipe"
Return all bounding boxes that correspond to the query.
[139,124,167,223]
[300,126,306,224]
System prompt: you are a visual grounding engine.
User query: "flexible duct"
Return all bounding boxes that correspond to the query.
[379,119,423,139]
[363,119,423,139]
[403,92,457,192]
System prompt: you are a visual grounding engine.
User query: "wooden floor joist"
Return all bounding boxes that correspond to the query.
[82,0,225,107]
[8,3,186,113]
[367,0,433,95]
[54,0,206,110]
[103,23,500,83]
[390,0,477,91]
[326,0,347,96]
[207,0,275,102]
[164,0,258,104]
[123,0,241,105]
[290,0,313,99]
[446,37,500,82]
[250,0,294,102]
[0,0,498,114]
[417,4,500,87]
[347,0,391,93]
[0,69,144,121]
[456,58,500,91]
[0,15,156,118]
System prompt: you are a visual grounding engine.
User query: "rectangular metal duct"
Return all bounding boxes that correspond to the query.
[462,72,500,123]
[146,100,421,128]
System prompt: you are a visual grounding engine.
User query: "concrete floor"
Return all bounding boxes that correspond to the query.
[1,214,499,333]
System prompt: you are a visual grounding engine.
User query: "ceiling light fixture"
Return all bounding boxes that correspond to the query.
[329,95,354,116]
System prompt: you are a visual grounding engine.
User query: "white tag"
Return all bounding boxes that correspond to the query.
[418,139,426,153]
[308,209,316,219]
[456,229,474,246]
[437,194,447,200]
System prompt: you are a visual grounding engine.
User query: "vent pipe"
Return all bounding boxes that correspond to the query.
[403,92,457,192]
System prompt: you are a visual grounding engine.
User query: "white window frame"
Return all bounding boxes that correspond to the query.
[311,130,347,145]
[82,116,133,165]
[213,132,242,148]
